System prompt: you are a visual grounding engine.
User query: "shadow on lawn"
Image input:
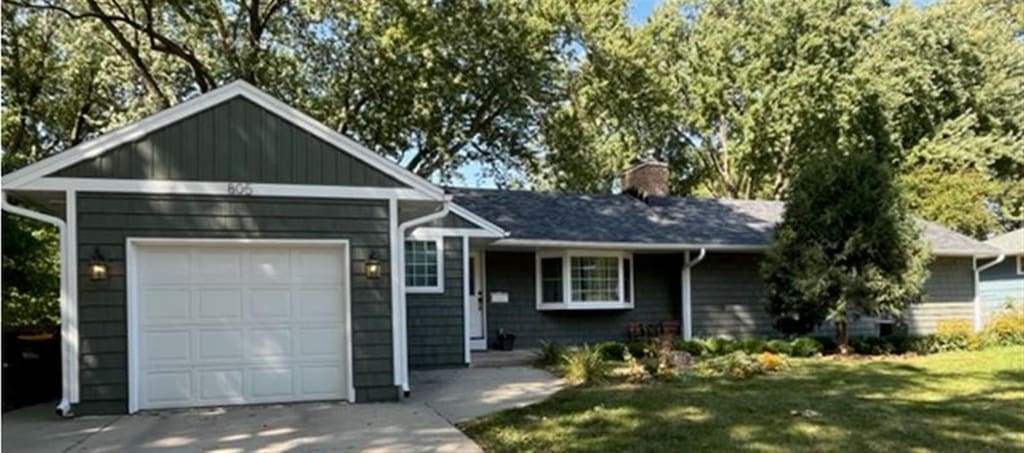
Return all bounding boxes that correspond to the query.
[463,359,1024,453]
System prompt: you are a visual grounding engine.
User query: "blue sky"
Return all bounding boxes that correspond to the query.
[453,0,937,188]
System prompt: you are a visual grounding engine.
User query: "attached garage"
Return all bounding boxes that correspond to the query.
[127,239,352,412]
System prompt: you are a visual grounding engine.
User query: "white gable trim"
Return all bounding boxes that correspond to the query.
[2,81,444,200]
[448,203,508,237]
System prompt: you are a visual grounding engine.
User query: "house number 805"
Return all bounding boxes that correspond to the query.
[227,182,254,196]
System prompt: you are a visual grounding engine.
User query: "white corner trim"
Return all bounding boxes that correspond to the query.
[125,237,355,413]
[3,81,444,200]
[404,237,445,294]
[388,199,402,389]
[66,191,79,404]
[681,248,706,340]
[17,177,437,201]
[463,236,471,365]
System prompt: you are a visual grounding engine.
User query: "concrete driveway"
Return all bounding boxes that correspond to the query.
[2,366,562,452]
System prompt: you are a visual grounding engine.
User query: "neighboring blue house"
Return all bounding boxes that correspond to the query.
[980,229,1024,319]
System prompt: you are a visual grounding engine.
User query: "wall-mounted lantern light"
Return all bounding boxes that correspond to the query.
[89,248,109,281]
[364,250,382,279]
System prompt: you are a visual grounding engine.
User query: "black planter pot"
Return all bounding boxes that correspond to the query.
[495,331,516,351]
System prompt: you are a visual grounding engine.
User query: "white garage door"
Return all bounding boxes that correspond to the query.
[131,241,351,411]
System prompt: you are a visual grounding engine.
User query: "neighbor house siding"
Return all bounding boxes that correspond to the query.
[690,253,975,338]
[979,256,1024,320]
[407,237,465,369]
[75,193,396,414]
[54,97,406,188]
[483,251,680,348]
[905,256,976,334]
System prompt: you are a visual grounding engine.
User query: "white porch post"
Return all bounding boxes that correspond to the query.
[682,251,692,340]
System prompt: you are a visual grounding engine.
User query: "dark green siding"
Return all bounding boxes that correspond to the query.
[407,238,466,369]
[691,253,977,338]
[55,97,406,188]
[74,193,396,414]
[483,251,681,348]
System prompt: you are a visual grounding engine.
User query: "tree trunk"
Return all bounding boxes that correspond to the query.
[835,320,851,355]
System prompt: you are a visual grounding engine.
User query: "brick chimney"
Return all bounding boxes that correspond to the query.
[620,159,669,201]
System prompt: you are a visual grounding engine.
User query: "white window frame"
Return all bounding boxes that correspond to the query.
[535,249,634,310]
[405,237,444,293]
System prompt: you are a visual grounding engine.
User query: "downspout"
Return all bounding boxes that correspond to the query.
[1,192,74,417]
[681,248,706,340]
[974,254,1006,332]
[395,198,451,394]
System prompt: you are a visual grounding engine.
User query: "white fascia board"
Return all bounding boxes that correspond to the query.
[3,80,445,201]
[16,177,436,200]
[493,238,766,252]
[408,227,504,239]
[448,203,508,237]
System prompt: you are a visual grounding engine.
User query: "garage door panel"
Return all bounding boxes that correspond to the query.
[299,289,342,318]
[194,250,243,283]
[135,242,349,410]
[295,251,342,284]
[301,366,343,395]
[197,330,245,361]
[144,371,192,404]
[143,331,190,363]
[249,252,292,283]
[197,288,243,320]
[299,327,343,357]
[251,368,295,398]
[250,289,291,318]
[249,329,292,358]
[199,370,244,401]
[141,251,190,284]
[142,289,190,323]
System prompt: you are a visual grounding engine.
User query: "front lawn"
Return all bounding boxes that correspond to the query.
[461,347,1024,452]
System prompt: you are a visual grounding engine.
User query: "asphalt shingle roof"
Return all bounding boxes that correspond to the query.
[985,228,1024,255]
[449,188,1001,256]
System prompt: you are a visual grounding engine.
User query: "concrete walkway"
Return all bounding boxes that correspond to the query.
[2,366,562,452]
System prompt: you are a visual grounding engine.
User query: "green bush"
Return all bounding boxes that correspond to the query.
[981,304,1024,347]
[813,336,839,354]
[789,337,823,357]
[705,337,741,355]
[595,341,627,361]
[695,351,783,379]
[765,339,792,355]
[906,335,937,354]
[934,319,979,352]
[740,338,768,354]
[539,340,564,367]
[675,339,707,357]
[561,344,609,385]
[625,340,649,359]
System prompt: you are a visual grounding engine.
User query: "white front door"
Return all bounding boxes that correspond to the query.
[469,253,486,350]
[131,241,351,411]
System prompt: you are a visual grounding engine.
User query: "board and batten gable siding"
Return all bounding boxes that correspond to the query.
[483,251,681,348]
[979,256,1024,319]
[407,238,465,369]
[690,253,977,338]
[75,193,396,414]
[54,97,406,188]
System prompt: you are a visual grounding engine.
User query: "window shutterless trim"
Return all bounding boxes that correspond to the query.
[405,237,444,294]
[535,249,634,310]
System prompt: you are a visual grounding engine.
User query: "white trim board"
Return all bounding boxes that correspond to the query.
[2,80,444,200]
[18,177,435,201]
[125,237,355,413]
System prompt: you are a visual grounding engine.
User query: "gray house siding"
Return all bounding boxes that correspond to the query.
[407,238,466,369]
[979,256,1023,320]
[75,193,396,414]
[691,253,977,338]
[54,97,406,188]
[483,251,681,348]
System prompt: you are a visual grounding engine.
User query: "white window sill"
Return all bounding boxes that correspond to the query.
[406,286,444,294]
[537,302,634,311]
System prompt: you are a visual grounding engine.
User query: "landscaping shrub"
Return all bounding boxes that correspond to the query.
[789,337,823,357]
[934,319,979,352]
[696,351,778,379]
[905,335,937,355]
[595,341,627,361]
[675,339,707,357]
[813,336,839,354]
[705,337,740,355]
[621,348,651,383]
[539,340,564,367]
[740,338,768,354]
[625,340,649,359]
[561,344,609,385]
[981,304,1024,347]
[756,352,788,372]
[765,339,792,355]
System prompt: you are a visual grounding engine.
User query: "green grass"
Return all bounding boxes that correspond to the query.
[461,347,1024,452]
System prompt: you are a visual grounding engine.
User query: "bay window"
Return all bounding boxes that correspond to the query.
[536,250,634,309]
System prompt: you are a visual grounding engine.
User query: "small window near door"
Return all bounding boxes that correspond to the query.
[405,239,443,293]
